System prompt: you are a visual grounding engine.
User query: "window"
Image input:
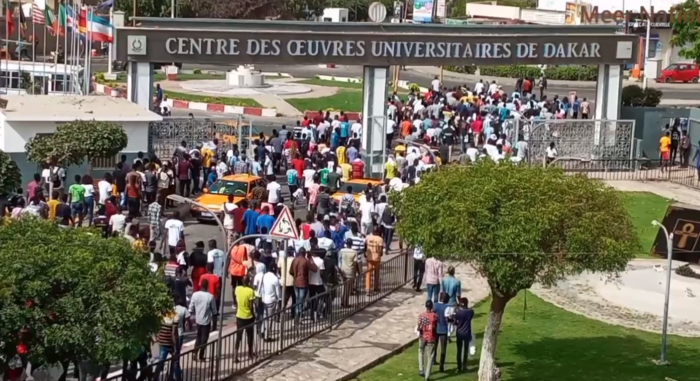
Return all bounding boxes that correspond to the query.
[208,180,249,196]
[91,155,119,170]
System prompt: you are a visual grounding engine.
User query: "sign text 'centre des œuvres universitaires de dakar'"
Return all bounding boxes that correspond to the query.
[117,29,637,66]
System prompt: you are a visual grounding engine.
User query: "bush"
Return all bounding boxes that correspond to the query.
[408,83,421,93]
[621,85,663,107]
[477,65,598,81]
[193,69,202,74]
[443,65,477,75]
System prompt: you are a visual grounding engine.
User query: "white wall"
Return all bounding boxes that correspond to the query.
[0,119,149,153]
[467,3,521,19]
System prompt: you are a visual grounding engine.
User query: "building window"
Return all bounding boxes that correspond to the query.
[91,155,118,170]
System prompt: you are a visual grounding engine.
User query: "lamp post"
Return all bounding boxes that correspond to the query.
[166,195,288,379]
[651,220,673,365]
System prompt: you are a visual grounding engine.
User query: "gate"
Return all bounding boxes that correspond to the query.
[522,119,636,163]
[147,116,260,160]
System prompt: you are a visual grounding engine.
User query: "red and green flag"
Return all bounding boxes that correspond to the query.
[45,6,60,36]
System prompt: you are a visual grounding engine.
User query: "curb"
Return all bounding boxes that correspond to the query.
[92,82,277,117]
[316,75,362,84]
[304,110,361,121]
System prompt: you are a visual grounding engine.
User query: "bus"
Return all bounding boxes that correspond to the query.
[0,60,85,95]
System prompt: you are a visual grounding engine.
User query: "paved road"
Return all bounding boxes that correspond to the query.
[90,59,700,101]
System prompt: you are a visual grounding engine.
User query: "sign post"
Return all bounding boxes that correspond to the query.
[269,206,298,348]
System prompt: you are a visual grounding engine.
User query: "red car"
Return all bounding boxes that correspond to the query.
[656,63,699,83]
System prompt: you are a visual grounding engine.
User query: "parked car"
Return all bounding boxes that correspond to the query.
[656,63,699,83]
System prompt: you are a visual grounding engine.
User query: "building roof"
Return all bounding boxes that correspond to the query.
[0,96,163,122]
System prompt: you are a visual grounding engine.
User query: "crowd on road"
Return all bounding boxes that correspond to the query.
[0,73,589,381]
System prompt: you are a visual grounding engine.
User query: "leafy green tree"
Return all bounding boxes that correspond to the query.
[115,0,172,21]
[621,85,663,107]
[0,218,172,376]
[25,121,128,174]
[0,150,21,194]
[391,162,638,381]
[671,0,700,62]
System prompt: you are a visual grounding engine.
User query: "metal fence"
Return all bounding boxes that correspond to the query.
[517,119,636,162]
[147,117,261,161]
[105,251,412,381]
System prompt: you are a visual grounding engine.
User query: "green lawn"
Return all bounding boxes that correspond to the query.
[163,90,261,108]
[623,192,671,257]
[297,78,364,89]
[354,292,700,381]
[285,89,363,112]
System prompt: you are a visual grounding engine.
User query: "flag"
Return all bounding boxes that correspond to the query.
[45,6,58,35]
[31,1,45,24]
[85,12,112,43]
[97,0,113,9]
[19,4,27,36]
[5,1,14,37]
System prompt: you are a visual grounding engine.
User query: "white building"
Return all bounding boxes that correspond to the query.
[0,95,162,184]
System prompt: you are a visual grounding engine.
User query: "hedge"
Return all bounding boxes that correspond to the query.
[444,65,599,81]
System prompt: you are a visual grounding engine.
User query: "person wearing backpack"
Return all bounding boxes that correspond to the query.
[381,203,396,255]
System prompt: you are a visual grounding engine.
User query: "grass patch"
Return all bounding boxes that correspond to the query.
[285,89,363,112]
[163,90,261,108]
[623,192,671,257]
[297,78,364,89]
[354,292,700,381]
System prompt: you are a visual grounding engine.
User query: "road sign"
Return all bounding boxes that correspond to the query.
[270,207,299,240]
[368,2,387,23]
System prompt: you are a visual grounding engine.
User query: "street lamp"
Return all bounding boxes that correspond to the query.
[651,219,673,366]
[166,194,289,379]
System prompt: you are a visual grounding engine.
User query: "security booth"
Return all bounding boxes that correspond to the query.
[115,20,638,177]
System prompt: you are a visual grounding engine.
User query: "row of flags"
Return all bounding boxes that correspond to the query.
[6,0,113,43]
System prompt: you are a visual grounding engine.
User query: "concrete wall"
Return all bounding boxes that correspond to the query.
[621,106,691,159]
[1,119,149,186]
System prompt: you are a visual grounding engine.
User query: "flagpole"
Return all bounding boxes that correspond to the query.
[5,1,9,96]
[106,5,112,75]
[62,1,67,93]
[54,3,60,94]
[82,6,90,95]
[42,10,46,94]
[17,2,22,93]
[31,6,35,95]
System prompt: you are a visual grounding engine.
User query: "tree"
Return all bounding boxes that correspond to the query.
[20,71,44,95]
[0,218,172,376]
[25,121,128,174]
[671,0,700,63]
[115,0,172,21]
[0,150,21,194]
[390,162,639,381]
[621,84,663,107]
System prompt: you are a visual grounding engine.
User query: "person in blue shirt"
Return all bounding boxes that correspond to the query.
[206,167,217,188]
[256,206,275,234]
[340,120,350,142]
[453,297,475,373]
[572,96,581,119]
[432,292,450,373]
[242,204,260,236]
[441,266,461,306]
[331,128,340,149]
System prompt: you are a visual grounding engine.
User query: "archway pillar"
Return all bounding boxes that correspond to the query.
[361,65,389,179]
[127,61,154,111]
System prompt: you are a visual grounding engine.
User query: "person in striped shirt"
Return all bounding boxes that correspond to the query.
[153,309,180,381]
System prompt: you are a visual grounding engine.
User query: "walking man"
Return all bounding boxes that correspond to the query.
[413,246,426,292]
[417,300,438,380]
[424,255,444,303]
[189,279,218,362]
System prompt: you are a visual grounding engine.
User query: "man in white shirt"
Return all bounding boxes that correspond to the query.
[266,180,282,205]
[389,177,403,192]
[318,230,335,254]
[164,211,185,254]
[308,242,326,321]
[97,176,112,205]
[431,76,440,92]
[253,267,281,340]
[412,246,426,291]
[109,207,127,236]
[359,199,374,236]
[351,121,363,139]
[474,80,484,95]
[465,142,480,163]
[488,81,498,95]
[207,239,225,278]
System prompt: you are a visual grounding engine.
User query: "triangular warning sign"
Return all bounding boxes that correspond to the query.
[270,206,299,240]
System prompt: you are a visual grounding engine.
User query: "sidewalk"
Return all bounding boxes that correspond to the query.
[242,263,490,381]
[408,66,700,91]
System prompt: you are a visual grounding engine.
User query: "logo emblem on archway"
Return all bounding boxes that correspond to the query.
[128,36,147,56]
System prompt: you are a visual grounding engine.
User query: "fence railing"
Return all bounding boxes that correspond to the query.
[548,157,700,189]
[106,251,412,381]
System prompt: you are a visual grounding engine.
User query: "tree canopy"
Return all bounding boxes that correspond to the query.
[0,218,172,372]
[391,161,638,381]
[25,120,128,172]
[0,150,21,194]
[671,0,700,63]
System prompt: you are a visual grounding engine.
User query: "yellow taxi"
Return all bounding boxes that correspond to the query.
[331,178,384,204]
[191,174,262,221]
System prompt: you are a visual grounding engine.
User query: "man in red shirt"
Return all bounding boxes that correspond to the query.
[351,157,365,179]
[471,117,483,146]
[301,116,310,127]
[232,200,247,241]
[417,300,438,379]
[313,110,324,126]
[200,263,221,329]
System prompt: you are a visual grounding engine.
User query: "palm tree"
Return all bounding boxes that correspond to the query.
[20,71,44,95]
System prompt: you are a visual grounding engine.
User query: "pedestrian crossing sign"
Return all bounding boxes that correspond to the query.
[270,206,299,240]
